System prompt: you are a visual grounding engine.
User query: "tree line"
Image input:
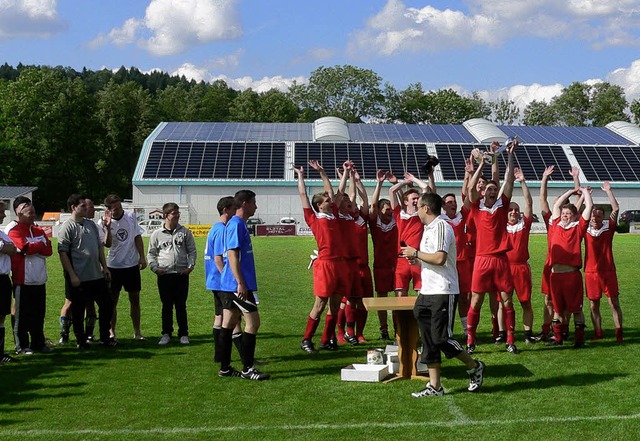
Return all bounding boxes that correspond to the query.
[1,63,638,211]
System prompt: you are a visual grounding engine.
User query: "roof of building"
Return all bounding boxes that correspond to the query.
[0,186,38,199]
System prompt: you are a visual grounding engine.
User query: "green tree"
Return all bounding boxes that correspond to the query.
[522,100,558,126]
[228,89,261,122]
[551,82,591,126]
[257,89,299,122]
[288,65,384,122]
[588,83,629,126]
[200,80,237,121]
[630,99,640,125]
[422,89,489,124]
[490,99,520,125]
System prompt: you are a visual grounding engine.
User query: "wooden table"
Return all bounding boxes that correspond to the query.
[362,296,424,381]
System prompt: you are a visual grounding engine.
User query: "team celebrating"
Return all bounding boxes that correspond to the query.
[0,143,626,395]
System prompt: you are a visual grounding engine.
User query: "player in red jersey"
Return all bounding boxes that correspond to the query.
[389,171,435,297]
[295,160,350,353]
[506,168,537,344]
[537,165,555,340]
[466,140,519,354]
[369,170,398,340]
[585,181,623,343]
[548,186,593,348]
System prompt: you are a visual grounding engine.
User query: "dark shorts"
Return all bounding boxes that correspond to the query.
[219,291,258,314]
[212,290,223,316]
[109,266,142,293]
[0,274,12,316]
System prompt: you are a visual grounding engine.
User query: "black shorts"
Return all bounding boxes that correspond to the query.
[212,290,223,316]
[219,291,258,314]
[0,274,12,316]
[109,266,142,294]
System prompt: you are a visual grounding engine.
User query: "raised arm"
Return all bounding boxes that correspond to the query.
[370,169,386,217]
[501,140,517,200]
[334,160,351,205]
[489,141,501,186]
[515,168,533,219]
[354,168,369,217]
[540,165,555,216]
[569,166,582,207]
[389,177,411,209]
[580,187,593,221]
[468,149,487,203]
[308,160,334,200]
[293,165,311,209]
[552,188,579,220]
[601,181,619,222]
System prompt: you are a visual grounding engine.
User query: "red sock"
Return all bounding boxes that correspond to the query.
[491,315,499,339]
[593,328,604,340]
[542,323,551,335]
[467,306,480,345]
[615,327,623,344]
[561,323,569,336]
[574,325,585,345]
[504,306,516,345]
[303,316,320,340]
[336,307,346,336]
[321,314,337,345]
[345,302,356,336]
[552,322,563,342]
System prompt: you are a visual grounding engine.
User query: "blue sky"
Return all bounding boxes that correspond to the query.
[2,0,640,109]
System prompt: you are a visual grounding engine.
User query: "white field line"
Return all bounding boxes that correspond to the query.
[2,413,640,436]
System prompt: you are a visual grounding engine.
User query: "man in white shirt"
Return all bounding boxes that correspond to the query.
[400,192,485,397]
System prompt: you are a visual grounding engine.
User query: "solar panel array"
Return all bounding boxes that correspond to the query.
[571,145,640,181]
[155,122,313,142]
[348,124,477,143]
[435,144,574,181]
[294,143,431,180]
[500,125,632,146]
[143,141,286,179]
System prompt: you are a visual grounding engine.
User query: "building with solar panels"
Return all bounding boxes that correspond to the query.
[132,117,640,226]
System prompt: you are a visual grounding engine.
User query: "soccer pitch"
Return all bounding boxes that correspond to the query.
[1,234,639,441]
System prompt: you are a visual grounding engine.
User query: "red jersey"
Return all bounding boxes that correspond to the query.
[469,194,511,256]
[393,205,423,251]
[353,213,369,266]
[304,205,346,260]
[369,214,398,269]
[584,219,616,273]
[337,211,358,259]
[542,211,553,267]
[506,215,532,264]
[440,206,470,261]
[549,217,588,268]
[7,222,53,285]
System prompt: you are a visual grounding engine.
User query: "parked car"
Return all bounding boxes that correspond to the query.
[277,217,298,225]
[138,219,164,236]
[618,209,640,233]
[246,217,265,234]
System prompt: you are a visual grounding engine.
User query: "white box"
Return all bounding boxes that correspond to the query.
[384,345,399,375]
[341,364,389,382]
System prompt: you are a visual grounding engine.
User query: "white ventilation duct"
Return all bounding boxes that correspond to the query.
[463,118,508,144]
[313,116,350,141]
[605,121,640,145]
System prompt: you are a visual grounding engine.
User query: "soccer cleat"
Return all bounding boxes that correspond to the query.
[58,334,69,345]
[467,360,485,392]
[100,338,118,348]
[180,336,190,345]
[411,382,444,398]
[536,331,551,342]
[22,348,34,355]
[343,332,359,345]
[241,367,271,381]
[77,342,91,350]
[319,341,338,351]
[158,334,171,345]
[546,338,563,347]
[524,336,539,344]
[494,332,506,345]
[2,353,18,363]
[466,343,476,354]
[133,334,146,341]
[86,334,96,342]
[218,367,242,378]
[300,339,317,353]
[506,344,520,354]
[380,329,391,340]
[357,336,368,344]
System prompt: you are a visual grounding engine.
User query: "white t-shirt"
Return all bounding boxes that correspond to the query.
[418,217,459,295]
[101,211,143,268]
[0,230,13,275]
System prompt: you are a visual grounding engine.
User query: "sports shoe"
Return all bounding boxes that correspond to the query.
[357,336,368,344]
[86,334,96,342]
[100,338,118,347]
[524,335,539,344]
[158,334,171,345]
[536,331,551,342]
[133,333,146,341]
[2,353,17,363]
[22,348,34,355]
[218,367,242,378]
[547,338,563,347]
[494,332,506,345]
[380,329,390,340]
[411,382,444,398]
[301,339,317,353]
[241,367,271,381]
[344,332,359,345]
[180,336,190,345]
[77,342,91,350]
[506,344,520,354]
[319,341,338,351]
[467,360,485,392]
[466,343,476,354]
[58,334,69,345]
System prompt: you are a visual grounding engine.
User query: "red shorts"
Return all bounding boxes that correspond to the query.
[313,259,349,298]
[550,271,583,314]
[394,257,421,292]
[358,264,374,298]
[341,259,363,298]
[541,263,551,296]
[373,266,395,293]
[510,262,532,303]
[471,254,514,294]
[456,259,473,294]
[584,271,619,301]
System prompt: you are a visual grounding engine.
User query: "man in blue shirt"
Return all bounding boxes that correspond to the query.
[218,190,270,381]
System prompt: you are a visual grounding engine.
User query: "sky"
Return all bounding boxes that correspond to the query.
[2,0,640,111]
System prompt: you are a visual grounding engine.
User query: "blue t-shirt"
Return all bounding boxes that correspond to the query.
[204,222,226,291]
[220,216,257,292]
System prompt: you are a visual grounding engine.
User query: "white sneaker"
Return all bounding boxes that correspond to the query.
[179,336,190,345]
[158,334,171,345]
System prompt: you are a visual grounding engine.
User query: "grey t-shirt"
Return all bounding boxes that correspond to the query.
[57,218,103,282]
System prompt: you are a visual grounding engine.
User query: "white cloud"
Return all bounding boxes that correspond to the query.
[606,59,640,102]
[348,0,640,56]
[0,0,66,39]
[91,0,242,56]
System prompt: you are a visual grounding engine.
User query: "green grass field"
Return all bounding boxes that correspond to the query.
[1,234,639,441]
